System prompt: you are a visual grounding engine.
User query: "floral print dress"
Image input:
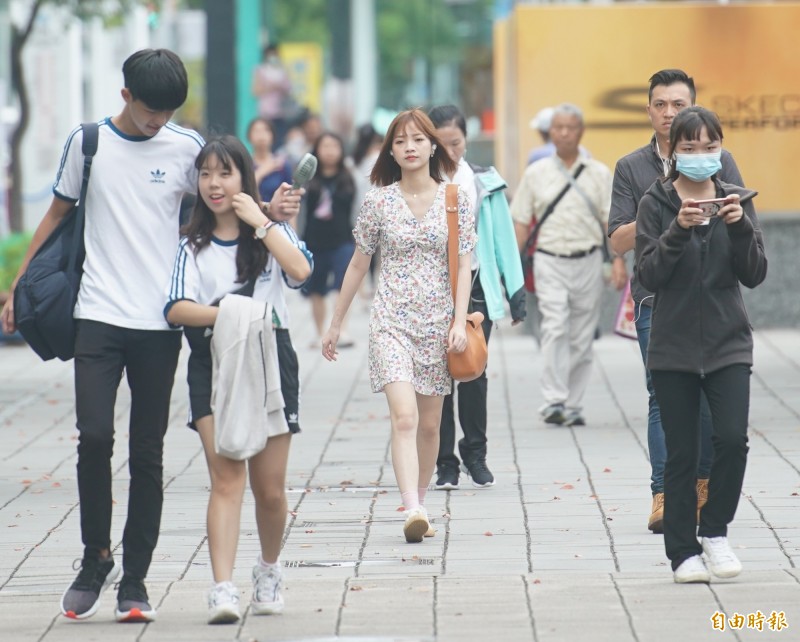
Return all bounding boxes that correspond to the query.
[354,182,476,396]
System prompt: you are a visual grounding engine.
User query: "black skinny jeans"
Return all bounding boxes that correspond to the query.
[438,274,493,470]
[74,320,181,580]
[651,364,751,570]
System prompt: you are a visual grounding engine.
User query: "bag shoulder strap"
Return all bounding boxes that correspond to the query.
[523,163,585,253]
[446,183,459,303]
[67,122,100,273]
[81,121,99,157]
[557,161,613,261]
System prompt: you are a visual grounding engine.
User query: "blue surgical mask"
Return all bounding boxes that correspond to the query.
[674,152,722,182]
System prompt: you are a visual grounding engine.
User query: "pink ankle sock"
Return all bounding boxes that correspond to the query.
[418,487,427,505]
[401,490,419,511]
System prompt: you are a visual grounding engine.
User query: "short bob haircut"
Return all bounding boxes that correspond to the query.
[668,106,724,181]
[370,109,456,187]
[246,116,276,142]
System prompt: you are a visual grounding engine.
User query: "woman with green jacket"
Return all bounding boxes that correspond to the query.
[428,105,526,489]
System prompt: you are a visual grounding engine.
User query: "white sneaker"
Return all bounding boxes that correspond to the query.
[701,536,742,578]
[251,561,284,615]
[403,507,430,544]
[673,555,710,584]
[207,581,241,624]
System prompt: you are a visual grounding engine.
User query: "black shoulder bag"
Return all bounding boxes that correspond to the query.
[14,122,99,361]
[521,163,585,293]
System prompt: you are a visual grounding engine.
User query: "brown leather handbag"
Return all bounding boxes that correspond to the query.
[445,184,488,383]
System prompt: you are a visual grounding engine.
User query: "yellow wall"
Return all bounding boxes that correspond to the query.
[280,42,324,114]
[496,2,800,213]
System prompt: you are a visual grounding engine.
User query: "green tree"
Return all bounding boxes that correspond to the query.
[375,0,461,109]
[272,0,478,110]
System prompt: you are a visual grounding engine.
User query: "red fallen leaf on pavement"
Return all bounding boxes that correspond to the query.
[589,494,598,499]
[47,399,58,405]
[484,531,493,536]
[52,482,61,487]
[396,505,406,512]
[21,480,32,485]
[532,579,542,584]
[560,484,574,490]
[305,529,314,533]
[289,511,298,516]
[379,490,388,494]
[603,468,612,473]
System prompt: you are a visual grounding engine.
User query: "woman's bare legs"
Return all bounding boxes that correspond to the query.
[383,382,444,506]
[310,294,327,339]
[196,415,247,582]
[248,433,292,564]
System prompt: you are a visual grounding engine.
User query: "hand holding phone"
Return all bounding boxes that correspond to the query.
[690,197,734,217]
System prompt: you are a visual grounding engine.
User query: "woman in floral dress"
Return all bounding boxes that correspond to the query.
[322,109,476,543]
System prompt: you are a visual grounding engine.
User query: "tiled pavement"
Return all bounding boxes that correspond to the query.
[1,292,798,641]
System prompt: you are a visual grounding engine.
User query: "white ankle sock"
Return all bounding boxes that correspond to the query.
[258,557,280,570]
[401,490,420,511]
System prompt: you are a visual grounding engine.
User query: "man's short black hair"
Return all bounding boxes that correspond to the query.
[122,48,188,111]
[648,69,696,105]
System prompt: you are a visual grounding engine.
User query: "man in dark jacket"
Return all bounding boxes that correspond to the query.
[607,69,744,534]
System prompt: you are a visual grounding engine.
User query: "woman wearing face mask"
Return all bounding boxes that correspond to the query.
[427,105,526,490]
[635,106,767,585]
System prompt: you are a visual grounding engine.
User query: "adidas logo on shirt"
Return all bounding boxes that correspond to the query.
[150,169,166,183]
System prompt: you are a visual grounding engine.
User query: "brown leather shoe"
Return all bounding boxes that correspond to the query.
[696,478,709,522]
[648,493,664,533]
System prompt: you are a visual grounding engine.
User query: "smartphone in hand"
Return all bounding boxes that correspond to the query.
[691,197,734,217]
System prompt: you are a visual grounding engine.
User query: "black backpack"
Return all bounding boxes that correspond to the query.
[14,122,99,361]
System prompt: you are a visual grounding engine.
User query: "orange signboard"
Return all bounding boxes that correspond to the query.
[495,2,800,213]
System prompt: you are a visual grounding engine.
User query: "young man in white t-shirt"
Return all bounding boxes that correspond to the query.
[3,49,202,623]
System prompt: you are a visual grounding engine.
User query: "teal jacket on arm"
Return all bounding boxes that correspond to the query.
[472,165,526,323]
